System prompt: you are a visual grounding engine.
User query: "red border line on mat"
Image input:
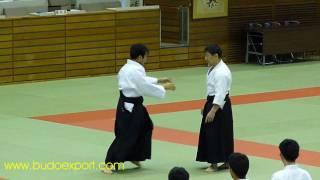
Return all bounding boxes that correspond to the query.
[35,87,320,122]
[152,127,320,167]
[33,87,320,167]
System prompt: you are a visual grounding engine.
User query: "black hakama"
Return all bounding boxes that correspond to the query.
[196,95,234,164]
[105,91,153,166]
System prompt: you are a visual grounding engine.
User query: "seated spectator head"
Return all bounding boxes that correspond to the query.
[229,152,249,180]
[168,167,189,180]
[279,139,300,165]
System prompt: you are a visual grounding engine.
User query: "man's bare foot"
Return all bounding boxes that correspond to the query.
[218,163,229,171]
[130,161,141,168]
[101,166,113,174]
[204,164,218,172]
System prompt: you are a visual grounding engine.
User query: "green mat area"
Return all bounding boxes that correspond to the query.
[0,115,319,180]
[0,61,320,117]
[153,96,320,151]
[1,61,320,179]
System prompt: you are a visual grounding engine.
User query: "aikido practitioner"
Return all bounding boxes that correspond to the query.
[103,44,176,174]
[196,44,234,172]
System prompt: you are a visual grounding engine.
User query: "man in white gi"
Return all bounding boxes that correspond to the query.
[103,44,176,174]
[196,44,234,172]
[272,139,312,180]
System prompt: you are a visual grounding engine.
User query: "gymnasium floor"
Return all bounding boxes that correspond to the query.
[1,61,320,180]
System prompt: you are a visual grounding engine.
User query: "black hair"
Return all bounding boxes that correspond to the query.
[130,43,149,59]
[204,44,222,58]
[279,139,300,162]
[168,167,189,180]
[229,152,249,179]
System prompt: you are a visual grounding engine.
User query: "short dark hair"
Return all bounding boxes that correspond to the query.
[229,153,249,179]
[279,139,300,162]
[205,44,222,58]
[168,167,189,180]
[130,44,149,59]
